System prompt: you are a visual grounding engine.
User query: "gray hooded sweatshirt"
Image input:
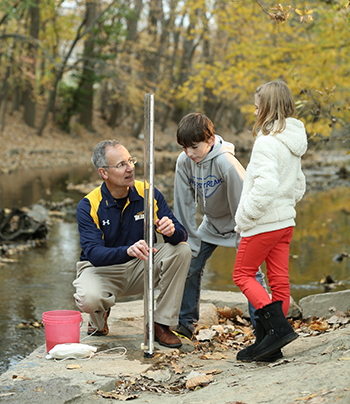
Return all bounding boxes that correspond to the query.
[174,135,245,257]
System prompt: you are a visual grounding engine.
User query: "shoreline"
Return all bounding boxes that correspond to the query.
[1,290,349,403]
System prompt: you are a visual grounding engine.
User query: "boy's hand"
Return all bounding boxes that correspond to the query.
[156,216,175,237]
[127,240,157,260]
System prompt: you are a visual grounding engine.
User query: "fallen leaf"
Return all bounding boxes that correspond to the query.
[172,364,183,374]
[66,364,81,370]
[186,374,213,389]
[321,345,334,355]
[12,374,32,380]
[295,393,318,401]
[200,352,228,360]
[309,320,329,331]
[196,328,217,341]
[212,325,225,334]
[243,327,254,338]
[236,315,246,325]
[97,389,139,400]
[217,306,235,318]
[203,368,223,375]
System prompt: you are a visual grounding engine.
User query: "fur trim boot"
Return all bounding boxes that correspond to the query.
[236,318,283,362]
[253,300,298,361]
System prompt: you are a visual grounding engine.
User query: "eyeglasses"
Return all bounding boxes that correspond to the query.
[102,157,137,170]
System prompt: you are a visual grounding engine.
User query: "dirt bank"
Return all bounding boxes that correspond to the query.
[1,110,349,194]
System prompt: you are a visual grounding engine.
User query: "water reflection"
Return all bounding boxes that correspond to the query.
[204,187,350,302]
[0,221,80,374]
[0,165,100,208]
[0,165,349,375]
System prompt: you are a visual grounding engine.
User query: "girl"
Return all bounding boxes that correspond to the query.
[233,80,308,362]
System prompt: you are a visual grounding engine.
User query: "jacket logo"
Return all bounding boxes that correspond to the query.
[134,212,144,221]
[190,175,223,197]
[102,219,110,226]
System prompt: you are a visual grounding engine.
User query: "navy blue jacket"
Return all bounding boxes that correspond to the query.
[77,180,188,266]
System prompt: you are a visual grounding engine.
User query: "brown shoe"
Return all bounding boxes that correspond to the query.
[154,322,182,348]
[87,308,110,336]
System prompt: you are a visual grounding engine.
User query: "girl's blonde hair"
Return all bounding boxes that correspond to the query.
[252,80,295,137]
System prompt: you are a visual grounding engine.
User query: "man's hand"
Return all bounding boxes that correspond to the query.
[127,240,157,261]
[156,216,175,237]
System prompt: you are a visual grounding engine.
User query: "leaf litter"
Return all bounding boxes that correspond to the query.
[96,305,350,400]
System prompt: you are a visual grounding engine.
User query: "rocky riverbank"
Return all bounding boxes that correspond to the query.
[0,289,349,403]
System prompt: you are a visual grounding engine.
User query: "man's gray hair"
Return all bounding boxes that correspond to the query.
[91,140,121,172]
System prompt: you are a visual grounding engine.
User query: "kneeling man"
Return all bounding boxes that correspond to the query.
[73,140,191,348]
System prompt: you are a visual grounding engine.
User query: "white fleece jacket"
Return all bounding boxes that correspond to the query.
[235,117,308,237]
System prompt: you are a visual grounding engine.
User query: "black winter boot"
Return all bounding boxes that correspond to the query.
[253,300,298,361]
[236,318,283,362]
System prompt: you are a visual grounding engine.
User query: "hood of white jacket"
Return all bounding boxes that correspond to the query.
[259,117,307,158]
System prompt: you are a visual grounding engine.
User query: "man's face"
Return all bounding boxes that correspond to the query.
[182,136,215,163]
[103,145,135,191]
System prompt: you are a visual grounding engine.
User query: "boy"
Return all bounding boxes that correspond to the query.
[174,112,267,339]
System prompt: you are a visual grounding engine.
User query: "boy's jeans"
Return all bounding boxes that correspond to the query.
[179,240,267,334]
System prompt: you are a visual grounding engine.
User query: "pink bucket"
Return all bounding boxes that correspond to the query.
[42,310,82,353]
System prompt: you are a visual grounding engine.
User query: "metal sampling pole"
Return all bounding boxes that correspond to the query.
[143,93,155,358]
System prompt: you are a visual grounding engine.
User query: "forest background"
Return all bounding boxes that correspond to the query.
[0,0,349,164]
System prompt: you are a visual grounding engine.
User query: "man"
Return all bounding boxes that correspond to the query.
[73,140,191,348]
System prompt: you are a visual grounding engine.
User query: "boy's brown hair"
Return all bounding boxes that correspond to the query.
[177,113,215,148]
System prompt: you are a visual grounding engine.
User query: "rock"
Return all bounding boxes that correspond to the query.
[299,289,350,319]
[26,204,50,222]
[197,303,219,329]
[0,207,48,242]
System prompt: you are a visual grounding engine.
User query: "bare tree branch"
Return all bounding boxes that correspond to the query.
[0,1,21,27]
[0,33,60,69]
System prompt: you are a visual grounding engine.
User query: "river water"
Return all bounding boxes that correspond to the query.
[0,164,349,375]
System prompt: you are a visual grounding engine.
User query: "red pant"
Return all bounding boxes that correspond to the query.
[233,227,294,316]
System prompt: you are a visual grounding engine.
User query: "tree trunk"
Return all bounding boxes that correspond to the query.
[22,0,40,128]
[172,18,199,123]
[78,0,97,132]
[11,85,21,112]
[107,100,122,128]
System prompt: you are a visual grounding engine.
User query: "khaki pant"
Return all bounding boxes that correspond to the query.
[73,242,191,330]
